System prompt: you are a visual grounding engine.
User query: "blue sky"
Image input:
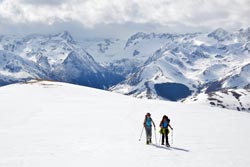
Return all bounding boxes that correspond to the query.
[0,0,249,38]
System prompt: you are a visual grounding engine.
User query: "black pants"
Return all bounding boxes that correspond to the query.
[161,128,169,145]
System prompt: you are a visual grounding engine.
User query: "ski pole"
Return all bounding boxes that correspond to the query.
[139,126,144,141]
[171,129,173,145]
[159,129,162,145]
[154,127,157,145]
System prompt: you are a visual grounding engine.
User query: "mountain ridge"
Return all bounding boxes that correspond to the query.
[0,28,249,111]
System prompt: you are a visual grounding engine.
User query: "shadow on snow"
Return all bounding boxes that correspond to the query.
[151,144,190,152]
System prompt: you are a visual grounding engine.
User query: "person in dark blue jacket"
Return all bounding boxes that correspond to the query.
[143,113,156,144]
[159,115,173,147]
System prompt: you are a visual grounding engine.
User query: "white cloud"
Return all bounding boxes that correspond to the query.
[20,0,65,5]
[0,0,249,35]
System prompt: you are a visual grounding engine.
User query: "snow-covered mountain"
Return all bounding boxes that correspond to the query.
[0,50,47,85]
[0,31,123,88]
[110,28,250,110]
[80,32,174,63]
[79,32,179,77]
[0,28,249,111]
[184,89,250,112]
[1,80,250,167]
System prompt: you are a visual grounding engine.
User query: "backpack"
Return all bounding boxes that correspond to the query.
[161,118,170,128]
[145,117,152,127]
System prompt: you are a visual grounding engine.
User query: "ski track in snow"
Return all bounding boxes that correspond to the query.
[0,81,250,167]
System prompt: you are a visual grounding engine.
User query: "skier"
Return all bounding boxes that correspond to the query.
[143,113,156,144]
[159,115,173,147]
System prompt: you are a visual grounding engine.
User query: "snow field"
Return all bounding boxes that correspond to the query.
[0,81,250,167]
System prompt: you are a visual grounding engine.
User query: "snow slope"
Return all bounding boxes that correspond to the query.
[0,80,250,167]
[184,89,250,112]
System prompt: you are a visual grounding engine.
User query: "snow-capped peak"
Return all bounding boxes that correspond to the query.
[54,31,76,44]
[0,32,123,88]
[207,28,229,41]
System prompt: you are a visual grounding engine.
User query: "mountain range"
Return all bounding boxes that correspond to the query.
[0,28,249,111]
